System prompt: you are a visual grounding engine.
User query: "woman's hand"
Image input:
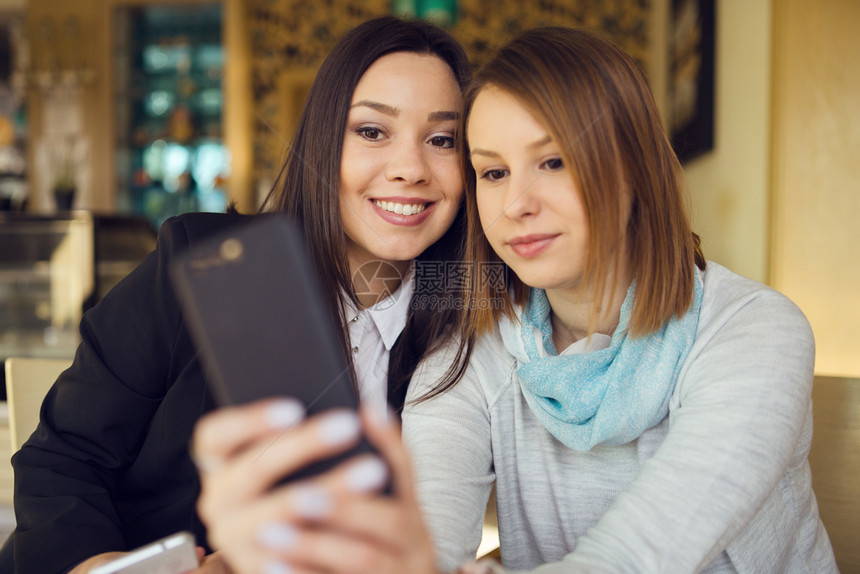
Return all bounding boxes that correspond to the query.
[194,549,233,573]
[193,399,439,574]
[266,403,439,574]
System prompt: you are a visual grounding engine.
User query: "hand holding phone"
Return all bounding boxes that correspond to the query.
[171,215,386,486]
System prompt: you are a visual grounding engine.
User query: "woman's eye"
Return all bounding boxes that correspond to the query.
[429,135,455,149]
[480,169,508,182]
[541,157,564,171]
[356,127,384,141]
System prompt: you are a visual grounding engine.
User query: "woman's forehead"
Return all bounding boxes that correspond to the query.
[352,52,461,104]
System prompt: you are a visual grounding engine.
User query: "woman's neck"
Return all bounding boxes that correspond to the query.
[349,257,410,309]
[546,273,631,352]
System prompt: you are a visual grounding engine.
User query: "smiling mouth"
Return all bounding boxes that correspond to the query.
[373,200,429,216]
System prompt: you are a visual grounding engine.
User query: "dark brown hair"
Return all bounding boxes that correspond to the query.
[459,26,705,342]
[259,17,472,405]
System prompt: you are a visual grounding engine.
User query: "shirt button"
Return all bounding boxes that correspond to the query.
[352,346,359,353]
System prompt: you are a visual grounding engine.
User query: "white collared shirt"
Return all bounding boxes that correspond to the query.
[343,265,415,416]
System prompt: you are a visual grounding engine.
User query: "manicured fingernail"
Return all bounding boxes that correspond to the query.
[290,485,332,518]
[265,399,305,429]
[257,522,297,550]
[346,457,388,493]
[317,410,360,445]
[262,560,293,574]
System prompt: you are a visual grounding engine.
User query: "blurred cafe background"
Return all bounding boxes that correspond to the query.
[0,0,857,568]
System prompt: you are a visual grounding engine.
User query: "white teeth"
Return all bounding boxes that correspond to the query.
[373,200,427,216]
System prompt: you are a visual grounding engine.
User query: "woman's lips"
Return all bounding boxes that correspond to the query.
[370,198,434,227]
[507,233,558,257]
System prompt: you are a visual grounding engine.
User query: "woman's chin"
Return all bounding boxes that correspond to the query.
[348,242,423,275]
[509,269,582,293]
[372,234,446,264]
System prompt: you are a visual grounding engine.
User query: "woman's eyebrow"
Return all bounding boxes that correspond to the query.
[470,136,552,158]
[351,101,399,116]
[528,135,552,149]
[350,102,459,123]
[429,110,460,121]
[469,148,499,158]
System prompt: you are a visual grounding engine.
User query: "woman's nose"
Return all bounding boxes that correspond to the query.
[384,140,430,185]
[503,172,542,219]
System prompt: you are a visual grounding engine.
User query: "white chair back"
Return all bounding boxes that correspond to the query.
[4,357,70,452]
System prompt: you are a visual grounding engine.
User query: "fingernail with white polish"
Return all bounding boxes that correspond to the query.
[318,410,360,445]
[347,457,388,493]
[262,560,293,574]
[257,522,297,550]
[291,485,332,518]
[265,399,305,430]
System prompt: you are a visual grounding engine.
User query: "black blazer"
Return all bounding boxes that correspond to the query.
[0,212,411,573]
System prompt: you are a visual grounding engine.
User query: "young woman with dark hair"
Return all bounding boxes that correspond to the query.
[193,26,837,574]
[0,16,471,574]
[260,15,472,397]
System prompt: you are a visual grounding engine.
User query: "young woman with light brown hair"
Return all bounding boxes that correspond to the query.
[399,26,836,573]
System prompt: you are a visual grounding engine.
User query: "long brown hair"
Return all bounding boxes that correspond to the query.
[259,17,472,405]
[462,26,705,341]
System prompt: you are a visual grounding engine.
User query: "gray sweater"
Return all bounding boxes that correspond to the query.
[403,263,837,573]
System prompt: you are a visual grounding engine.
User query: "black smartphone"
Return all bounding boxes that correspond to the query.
[171,214,382,485]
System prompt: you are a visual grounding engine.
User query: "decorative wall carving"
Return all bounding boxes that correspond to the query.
[452,0,649,68]
[248,0,389,186]
[248,0,650,190]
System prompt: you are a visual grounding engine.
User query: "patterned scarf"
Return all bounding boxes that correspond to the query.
[498,269,703,450]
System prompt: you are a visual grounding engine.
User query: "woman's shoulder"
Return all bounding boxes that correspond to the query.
[700,261,810,329]
[693,261,814,367]
[408,328,516,405]
[471,327,517,373]
[159,210,252,246]
[462,327,518,402]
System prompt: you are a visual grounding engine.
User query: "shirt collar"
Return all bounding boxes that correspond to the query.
[342,263,414,351]
[365,263,414,350]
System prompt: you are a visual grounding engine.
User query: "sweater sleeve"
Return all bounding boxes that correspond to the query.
[1,217,193,573]
[510,282,817,573]
[403,340,500,574]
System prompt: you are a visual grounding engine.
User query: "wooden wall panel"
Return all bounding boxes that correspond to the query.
[770,0,860,376]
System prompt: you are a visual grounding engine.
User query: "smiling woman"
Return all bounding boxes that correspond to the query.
[339,52,464,275]
[1,17,474,574]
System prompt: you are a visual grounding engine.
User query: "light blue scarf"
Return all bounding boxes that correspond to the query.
[498,269,703,450]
